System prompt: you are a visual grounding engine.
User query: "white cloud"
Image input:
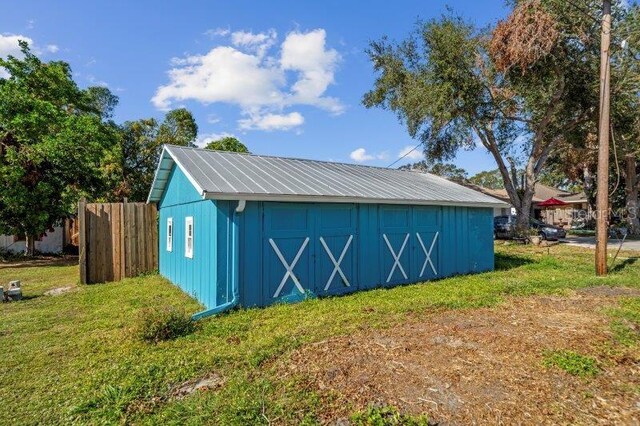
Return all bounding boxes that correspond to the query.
[0,34,33,58]
[398,145,423,161]
[45,44,59,53]
[153,46,285,110]
[204,27,230,38]
[239,111,304,131]
[281,29,343,114]
[230,29,277,58]
[350,148,374,162]
[153,28,343,132]
[349,148,388,163]
[196,132,236,147]
[0,34,34,78]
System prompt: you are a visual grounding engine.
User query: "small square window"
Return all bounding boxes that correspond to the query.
[166,218,173,252]
[185,217,193,258]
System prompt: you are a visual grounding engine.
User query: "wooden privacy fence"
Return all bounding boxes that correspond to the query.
[79,199,158,284]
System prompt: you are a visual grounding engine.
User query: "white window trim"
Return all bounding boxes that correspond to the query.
[166,218,173,252]
[185,216,193,258]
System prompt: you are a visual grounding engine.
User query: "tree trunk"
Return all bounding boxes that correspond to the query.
[583,164,596,210]
[625,154,639,235]
[25,234,36,256]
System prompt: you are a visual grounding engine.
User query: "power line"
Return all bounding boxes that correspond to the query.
[564,0,601,24]
[386,141,423,168]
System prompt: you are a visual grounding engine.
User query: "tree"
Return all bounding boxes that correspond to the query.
[204,136,249,153]
[400,161,467,183]
[364,2,602,229]
[156,108,198,147]
[102,109,199,202]
[543,2,640,231]
[0,42,117,254]
[468,169,505,190]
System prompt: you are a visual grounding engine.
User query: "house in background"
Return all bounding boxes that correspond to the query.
[467,182,589,228]
[147,145,507,319]
[0,217,79,255]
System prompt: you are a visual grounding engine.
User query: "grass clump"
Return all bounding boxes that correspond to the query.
[134,304,195,343]
[543,350,600,378]
[607,298,640,346]
[351,405,429,425]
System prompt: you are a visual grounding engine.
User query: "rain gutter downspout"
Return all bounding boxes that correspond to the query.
[192,199,246,320]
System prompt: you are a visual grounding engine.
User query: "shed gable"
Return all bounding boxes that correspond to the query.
[159,165,203,208]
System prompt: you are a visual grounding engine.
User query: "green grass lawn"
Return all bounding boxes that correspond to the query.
[1,245,639,425]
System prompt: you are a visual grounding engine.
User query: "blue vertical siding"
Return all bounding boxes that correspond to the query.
[158,165,232,309]
[157,168,495,311]
[235,202,495,308]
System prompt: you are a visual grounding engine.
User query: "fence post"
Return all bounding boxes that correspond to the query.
[78,197,87,284]
[120,201,126,280]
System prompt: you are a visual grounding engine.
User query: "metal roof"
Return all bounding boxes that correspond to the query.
[147,145,508,208]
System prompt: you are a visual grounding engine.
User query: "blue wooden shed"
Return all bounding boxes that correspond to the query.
[147,145,507,319]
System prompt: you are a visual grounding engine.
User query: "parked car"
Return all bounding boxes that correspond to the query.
[494,215,567,240]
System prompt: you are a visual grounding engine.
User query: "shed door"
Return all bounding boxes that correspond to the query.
[263,204,313,303]
[315,204,357,296]
[412,206,440,281]
[468,208,493,272]
[379,206,412,286]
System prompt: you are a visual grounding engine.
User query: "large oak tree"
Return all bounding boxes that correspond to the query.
[0,42,117,254]
[363,1,618,228]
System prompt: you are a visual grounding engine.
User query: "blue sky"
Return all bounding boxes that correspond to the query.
[0,0,509,174]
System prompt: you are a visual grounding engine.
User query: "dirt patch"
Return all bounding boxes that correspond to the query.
[0,256,78,269]
[172,373,226,400]
[278,292,640,424]
[43,286,76,296]
[578,286,640,298]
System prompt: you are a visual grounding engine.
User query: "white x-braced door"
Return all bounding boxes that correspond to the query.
[379,206,412,285]
[315,205,357,296]
[412,206,440,281]
[263,204,313,303]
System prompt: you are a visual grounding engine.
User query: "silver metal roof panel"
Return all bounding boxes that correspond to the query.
[147,145,509,208]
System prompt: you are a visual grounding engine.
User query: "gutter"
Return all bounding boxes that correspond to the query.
[192,199,246,321]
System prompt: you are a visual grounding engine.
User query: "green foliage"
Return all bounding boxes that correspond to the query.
[205,136,249,153]
[542,350,600,378]
[469,169,505,189]
[399,161,467,183]
[134,304,195,343]
[102,109,198,202]
[351,406,429,426]
[607,298,640,346]
[363,15,493,162]
[156,108,198,148]
[0,42,117,250]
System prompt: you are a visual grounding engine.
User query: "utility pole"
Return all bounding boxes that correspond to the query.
[595,0,612,276]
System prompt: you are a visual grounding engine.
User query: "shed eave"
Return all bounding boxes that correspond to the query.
[202,191,509,208]
[146,145,207,204]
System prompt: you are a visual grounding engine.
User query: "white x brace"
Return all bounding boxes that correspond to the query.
[269,237,309,298]
[416,232,439,277]
[319,235,353,290]
[383,233,409,282]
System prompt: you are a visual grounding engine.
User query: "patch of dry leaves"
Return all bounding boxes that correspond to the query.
[278,287,640,425]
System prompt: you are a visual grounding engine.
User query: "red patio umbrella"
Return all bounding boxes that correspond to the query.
[537,197,569,207]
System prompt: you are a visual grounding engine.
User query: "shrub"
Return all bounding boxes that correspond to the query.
[351,405,429,426]
[542,350,599,378]
[134,305,195,343]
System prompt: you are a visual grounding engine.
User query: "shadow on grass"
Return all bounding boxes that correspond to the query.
[495,252,534,271]
[0,256,78,269]
[610,257,639,273]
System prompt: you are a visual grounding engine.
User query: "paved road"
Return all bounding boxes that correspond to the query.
[563,235,640,252]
